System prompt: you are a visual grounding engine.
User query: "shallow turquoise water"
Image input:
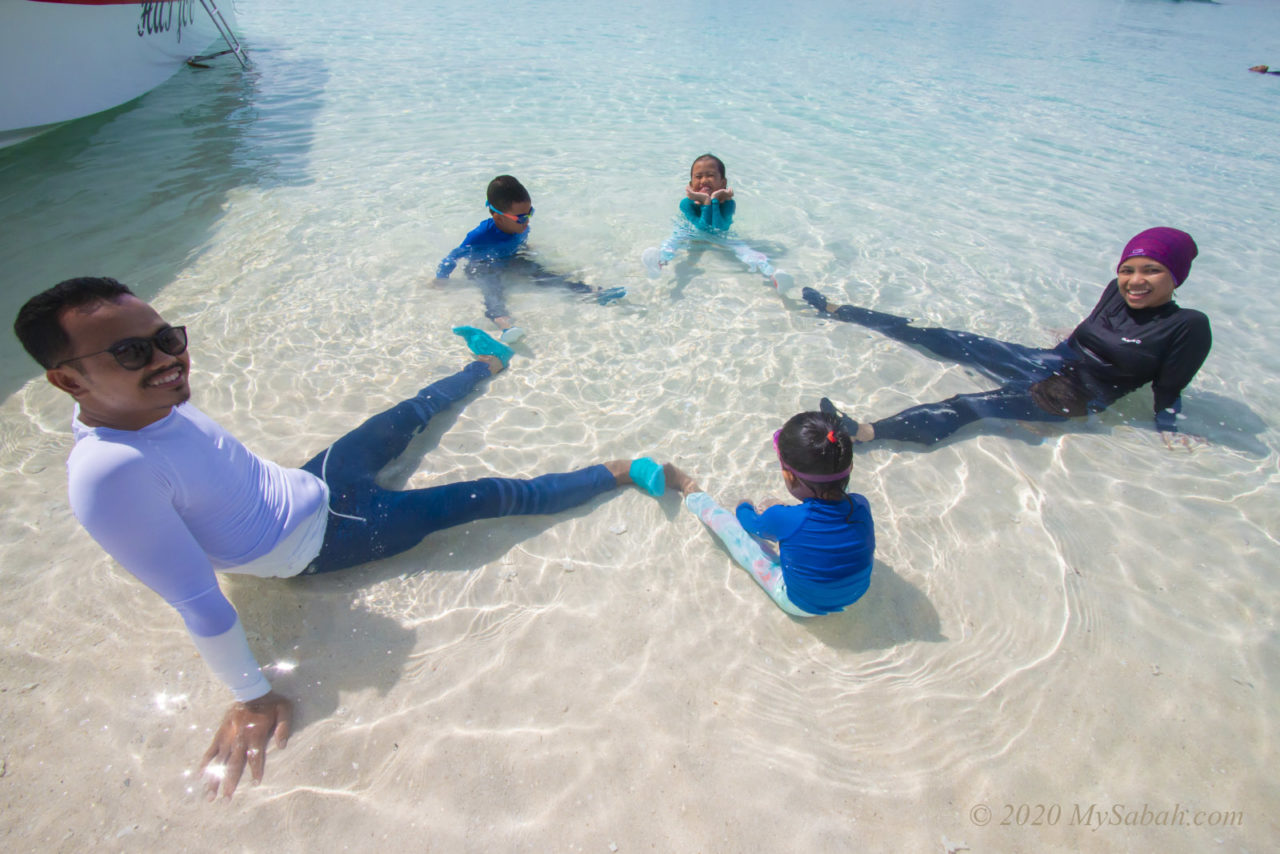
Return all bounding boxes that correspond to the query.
[1,1,1277,850]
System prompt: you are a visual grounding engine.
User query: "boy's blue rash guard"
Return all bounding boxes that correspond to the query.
[679,197,736,233]
[436,219,528,278]
[735,495,875,615]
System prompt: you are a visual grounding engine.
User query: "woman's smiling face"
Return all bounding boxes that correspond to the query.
[1116,257,1177,309]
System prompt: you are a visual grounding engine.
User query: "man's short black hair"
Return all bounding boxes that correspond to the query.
[486,175,531,213]
[14,277,135,369]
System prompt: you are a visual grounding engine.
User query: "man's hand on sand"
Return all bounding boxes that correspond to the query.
[199,690,292,801]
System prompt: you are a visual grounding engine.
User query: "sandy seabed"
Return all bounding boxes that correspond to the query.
[3,0,1279,848]
[1,244,1274,853]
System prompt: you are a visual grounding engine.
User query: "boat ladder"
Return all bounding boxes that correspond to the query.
[188,0,249,69]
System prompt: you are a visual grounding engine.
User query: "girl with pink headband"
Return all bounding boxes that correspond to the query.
[668,411,875,617]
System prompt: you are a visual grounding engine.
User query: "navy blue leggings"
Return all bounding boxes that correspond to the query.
[300,362,617,573]
[826,303,1078,445]
[466,256,593,320]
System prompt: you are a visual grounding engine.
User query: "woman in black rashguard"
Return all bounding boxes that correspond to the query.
[805,227,1212,449]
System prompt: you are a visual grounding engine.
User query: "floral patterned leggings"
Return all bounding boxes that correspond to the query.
[684,491,811,617]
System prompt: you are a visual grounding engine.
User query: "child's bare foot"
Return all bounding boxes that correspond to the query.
[476,354,505,375]
[664,463,701,496]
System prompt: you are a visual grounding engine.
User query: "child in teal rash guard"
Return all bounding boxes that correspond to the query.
[433,175,625,343]
[641,153,794,292]
[669,411,874,616]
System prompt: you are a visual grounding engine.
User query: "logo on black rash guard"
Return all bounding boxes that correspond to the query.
[1121,337,1142,344]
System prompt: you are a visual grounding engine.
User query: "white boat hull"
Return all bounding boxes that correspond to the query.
[0,0,237,148]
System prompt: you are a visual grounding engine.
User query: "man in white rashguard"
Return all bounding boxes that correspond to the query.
[13,277,670,799]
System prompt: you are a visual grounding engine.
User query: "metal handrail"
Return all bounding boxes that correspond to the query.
[191,0,248,68]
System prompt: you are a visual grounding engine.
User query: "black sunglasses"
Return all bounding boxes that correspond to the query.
[55,326,188,371]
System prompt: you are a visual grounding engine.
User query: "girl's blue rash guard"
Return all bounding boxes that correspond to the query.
[680,197,736,233]
[436,219,528,278]
[735,495,875,615]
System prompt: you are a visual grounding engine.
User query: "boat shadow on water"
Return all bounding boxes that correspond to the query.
[0,38,328,401]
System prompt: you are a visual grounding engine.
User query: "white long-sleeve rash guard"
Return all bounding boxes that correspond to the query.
[67,403,328,700]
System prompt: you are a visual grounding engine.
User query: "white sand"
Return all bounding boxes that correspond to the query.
[1,240,1274,851]
[3,0,1278,846]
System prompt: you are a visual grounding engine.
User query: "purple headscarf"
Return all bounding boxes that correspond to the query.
[1117,227,1198,286]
